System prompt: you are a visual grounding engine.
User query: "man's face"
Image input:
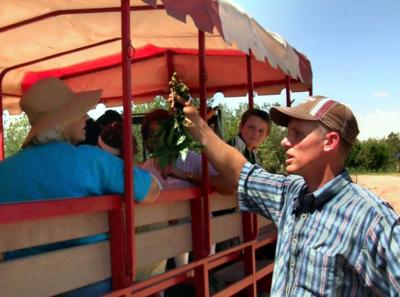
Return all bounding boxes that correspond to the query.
[281,118,326,177]
[239,115,269,149]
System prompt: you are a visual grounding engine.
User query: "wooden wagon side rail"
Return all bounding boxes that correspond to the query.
[0,191,277,296]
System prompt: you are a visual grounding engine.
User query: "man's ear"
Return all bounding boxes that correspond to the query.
[323,131,340,152]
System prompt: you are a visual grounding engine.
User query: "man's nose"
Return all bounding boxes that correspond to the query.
[281,137,290,149]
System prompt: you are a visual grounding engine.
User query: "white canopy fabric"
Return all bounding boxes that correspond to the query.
[0,0,312,114]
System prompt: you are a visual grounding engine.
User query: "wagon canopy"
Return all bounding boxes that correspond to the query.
[0,0,312,114]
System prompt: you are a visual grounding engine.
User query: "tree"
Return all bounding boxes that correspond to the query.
[386,132,400,171]
[4,114,30,158]
[347,138,391,172]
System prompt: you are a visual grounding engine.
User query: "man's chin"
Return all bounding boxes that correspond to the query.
[285,166,297,175]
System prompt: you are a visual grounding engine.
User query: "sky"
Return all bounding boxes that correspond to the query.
[5,1,399,141]
[214,0,400,140]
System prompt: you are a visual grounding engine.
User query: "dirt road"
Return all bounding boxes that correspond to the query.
[353,174,400,214]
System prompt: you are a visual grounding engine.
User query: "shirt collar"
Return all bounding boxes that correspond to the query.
[293,170,352,215]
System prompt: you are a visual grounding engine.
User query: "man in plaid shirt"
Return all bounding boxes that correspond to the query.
[182,95,400,296]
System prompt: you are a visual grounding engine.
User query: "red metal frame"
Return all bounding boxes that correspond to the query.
[105,228,277,297]
[121,0,136,286]
[285,75,292,107]
[0,2,293,296]
[0,83,4,161]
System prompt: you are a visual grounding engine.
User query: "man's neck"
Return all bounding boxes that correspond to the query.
[305,166,343,193]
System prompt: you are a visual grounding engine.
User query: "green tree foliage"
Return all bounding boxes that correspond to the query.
[4,114,30,158]
[386,132,400,161]
[346,138,392,172]
[3,98,398,173]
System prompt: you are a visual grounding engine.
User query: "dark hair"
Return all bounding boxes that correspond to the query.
[79,118,102,146]
[100,122,137,159]
[141,109,170,145]
[95,110,122,128]
[240,109,272,134]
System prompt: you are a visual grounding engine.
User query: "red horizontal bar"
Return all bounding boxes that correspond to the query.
[133,274,188,297]
[106,228,276,296]
[0,195,122,224]
[213,275,253,297]
[207,251,242,270]
[255,231,278,249]
[255,260,274,281]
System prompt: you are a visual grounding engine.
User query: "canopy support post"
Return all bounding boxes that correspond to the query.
[246,52,254,109]
[191,29,210,297]
[121,0,135,287]
[285,75,292,107]
[0,80,4,160]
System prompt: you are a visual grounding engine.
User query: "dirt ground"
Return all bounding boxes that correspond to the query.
[353,174,400,214]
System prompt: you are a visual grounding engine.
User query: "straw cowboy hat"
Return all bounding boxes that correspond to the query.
[20,77,102,147]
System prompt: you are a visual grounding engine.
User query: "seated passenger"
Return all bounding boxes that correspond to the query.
[0,78,160,296]
[87,120,167,282]
[78,109,123,146]
[207,108,271,253]
[228,108,271,165]
[141,109,234,194]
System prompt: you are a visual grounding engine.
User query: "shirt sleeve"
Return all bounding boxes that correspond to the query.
[238,162,291,224]
[359,214,400,295]
[93,148,152,202]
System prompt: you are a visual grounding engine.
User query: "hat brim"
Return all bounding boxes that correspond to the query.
[22,89,102,147]
[270,106,317,127]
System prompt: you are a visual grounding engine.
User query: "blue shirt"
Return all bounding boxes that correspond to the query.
[0,142,153,296]
[238,162,400,297]
[0,142,151,202]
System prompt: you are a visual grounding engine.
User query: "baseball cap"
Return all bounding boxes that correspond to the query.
[270,96,359,145]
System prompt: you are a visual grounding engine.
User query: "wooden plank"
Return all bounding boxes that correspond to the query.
[211,212,243,243]
[0,212,109,253]
[135,192,238,227]
[258,215,274,229]
[210,192,238,212]
[136,223,192,270]
[0,242,111,297]
[135,200,190,226]
[135,213,244,269]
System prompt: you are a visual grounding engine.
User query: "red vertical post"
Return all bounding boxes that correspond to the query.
[109,208,128,290]
[0,79,4,160]
[243,52,258,242]
[309,87,313,96]
[121,0,135,285]
[244,244,257,297]
[285,75,291,107]
[246,53,254,109]
[191,29,210,297]
[198,30,210,258]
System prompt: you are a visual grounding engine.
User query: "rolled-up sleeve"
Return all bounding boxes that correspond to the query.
[238,162,293,224]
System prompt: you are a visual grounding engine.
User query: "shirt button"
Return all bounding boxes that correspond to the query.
[286,287,290,295]
[301,213,308,219]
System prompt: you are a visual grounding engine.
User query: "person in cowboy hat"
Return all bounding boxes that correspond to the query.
[180,95,400,296]
[0,77,160,296]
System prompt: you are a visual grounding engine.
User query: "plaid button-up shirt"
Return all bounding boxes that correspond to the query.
[238,163,400,297]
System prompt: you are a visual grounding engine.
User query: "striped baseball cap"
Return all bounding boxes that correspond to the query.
[270,96,359,145]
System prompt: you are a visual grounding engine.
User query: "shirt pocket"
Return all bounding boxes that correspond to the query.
[294,248,337,297]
